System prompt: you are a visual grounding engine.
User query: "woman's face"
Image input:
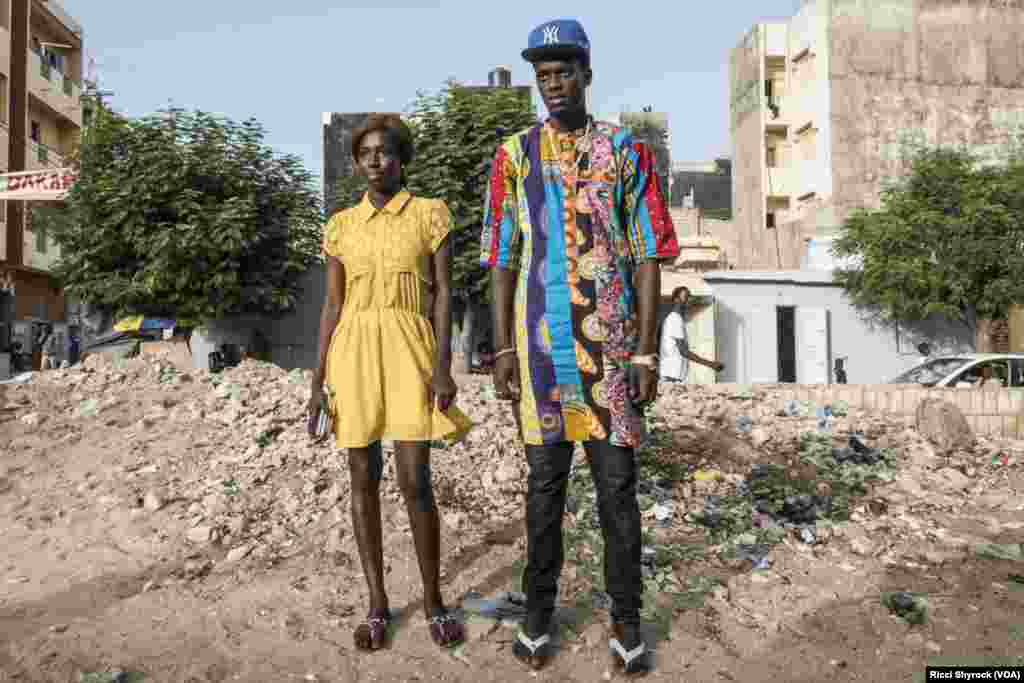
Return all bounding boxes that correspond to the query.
[355,130,402,192]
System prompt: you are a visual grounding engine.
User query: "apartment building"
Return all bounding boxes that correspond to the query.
[0,0,82,324]
[729,0,1024,270]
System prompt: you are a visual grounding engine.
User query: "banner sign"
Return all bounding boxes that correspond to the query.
[0,168,75,200]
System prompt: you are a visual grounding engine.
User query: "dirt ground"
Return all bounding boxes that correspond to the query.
[1,357,1022,682]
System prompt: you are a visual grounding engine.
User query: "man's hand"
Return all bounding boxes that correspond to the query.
[711,360,724,373]
[493,353,521,401]
[629,364,658,407]
[430,370,458,413]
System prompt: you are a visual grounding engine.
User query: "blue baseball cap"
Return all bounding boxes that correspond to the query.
[522,19,590,63]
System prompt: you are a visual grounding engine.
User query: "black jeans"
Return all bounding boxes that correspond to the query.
[523,440,643,624]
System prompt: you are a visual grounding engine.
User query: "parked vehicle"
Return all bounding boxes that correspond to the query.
[888,353,1024,388]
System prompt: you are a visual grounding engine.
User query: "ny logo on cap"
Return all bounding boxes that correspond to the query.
[542,24,559,45]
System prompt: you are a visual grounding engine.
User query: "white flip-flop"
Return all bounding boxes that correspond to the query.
[609,637,647,671]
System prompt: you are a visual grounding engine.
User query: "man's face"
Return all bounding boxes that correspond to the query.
[676,289,690,306]
[532,59,591,117]
[355,130,402,192]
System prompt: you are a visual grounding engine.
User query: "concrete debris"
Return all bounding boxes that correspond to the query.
[915,398,974,453]
[2,353,1023,680]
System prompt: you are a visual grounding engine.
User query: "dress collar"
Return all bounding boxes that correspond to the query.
[356,190,412,221]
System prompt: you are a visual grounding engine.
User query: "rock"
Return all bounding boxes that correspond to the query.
[749,428,770,448]
[915,398,973,454]
[143,490,166,511]
[225,543,254,563]
[494,461,519,485]
[184,557,213,579]
[933,468,971,493]
[187,525,216,544]
[583,622,605,649]
[20,412,45,426]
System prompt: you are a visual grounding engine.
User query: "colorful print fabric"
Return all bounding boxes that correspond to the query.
[481,118,679,448]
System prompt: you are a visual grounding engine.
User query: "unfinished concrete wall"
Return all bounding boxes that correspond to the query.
[828,0,1024,225]
[730,25,766,269]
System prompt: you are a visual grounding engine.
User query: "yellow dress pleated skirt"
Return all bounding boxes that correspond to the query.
[321,192,473,449]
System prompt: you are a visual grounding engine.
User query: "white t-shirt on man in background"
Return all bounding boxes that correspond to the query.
[659,310,688,382]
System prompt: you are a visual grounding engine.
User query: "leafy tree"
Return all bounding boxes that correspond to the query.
[404,80,536,301]
[38,106,322,322]
[394,81,536,369]
[831,145,1024,348]
[332,170,366,213]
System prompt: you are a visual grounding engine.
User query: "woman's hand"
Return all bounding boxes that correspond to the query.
[429,370,458,413]
[306,387,325,439]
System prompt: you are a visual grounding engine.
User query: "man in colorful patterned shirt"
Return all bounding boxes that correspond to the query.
[481,18,679,675]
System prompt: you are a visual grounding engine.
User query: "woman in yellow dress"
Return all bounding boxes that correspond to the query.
[308,114,471,651]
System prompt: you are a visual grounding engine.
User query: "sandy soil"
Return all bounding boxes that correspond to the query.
[1,357,1022,682]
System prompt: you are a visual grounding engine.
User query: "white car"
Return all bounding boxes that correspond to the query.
[889,353,1024,388]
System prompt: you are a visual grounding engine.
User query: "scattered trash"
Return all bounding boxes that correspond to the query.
[832,435,883,466]
[637,479,673,504]
[736,415,753,434]
[816,406,834,432]
[798,526,817,544]
[641,546,658,579]
[733,543,772,566]
[831,401,849,417]
[461,591,528,621]
[693,469,721,483]
[883,591,927,625]
[653,503,674,527]
[782,400,801,417]
[992,453,1011,467]
[566,495,579,514]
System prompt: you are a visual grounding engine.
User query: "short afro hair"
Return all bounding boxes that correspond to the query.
[351,113,414,166]
[671,286,691,300]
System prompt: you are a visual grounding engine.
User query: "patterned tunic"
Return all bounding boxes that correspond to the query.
[480,119,679,448]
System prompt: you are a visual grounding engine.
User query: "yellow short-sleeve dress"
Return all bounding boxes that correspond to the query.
[321,190,473,449]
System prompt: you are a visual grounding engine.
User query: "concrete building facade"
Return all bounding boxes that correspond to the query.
[730,0,1024,270]
[0,0,82,324]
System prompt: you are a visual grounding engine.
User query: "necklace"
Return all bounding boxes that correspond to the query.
[548,116,593,181]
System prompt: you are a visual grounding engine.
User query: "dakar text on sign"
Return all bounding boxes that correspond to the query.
[0,168,76,200]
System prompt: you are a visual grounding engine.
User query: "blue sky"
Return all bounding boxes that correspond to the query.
[61,0,802,185]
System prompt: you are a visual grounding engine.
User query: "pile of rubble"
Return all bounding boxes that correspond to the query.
[3,354,1021,594]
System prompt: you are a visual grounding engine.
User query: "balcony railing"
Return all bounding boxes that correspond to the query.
[28,140,62,168]
[29,48,82,107]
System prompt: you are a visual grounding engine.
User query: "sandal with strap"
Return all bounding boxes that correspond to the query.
[609,622,651,677]
[428,610,464,649]
[353,608,391,651]
[512,629,553,670]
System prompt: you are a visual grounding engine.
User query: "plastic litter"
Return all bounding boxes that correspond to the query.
[693,469,721,483]
[653,503,674,527]
[832,434,882,466]
[736,415,754,434]
[461,591,528,621]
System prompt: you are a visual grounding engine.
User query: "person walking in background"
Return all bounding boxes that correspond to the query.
[308,114,472,652]
[482,18,679,675]
[658,286,723,384]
